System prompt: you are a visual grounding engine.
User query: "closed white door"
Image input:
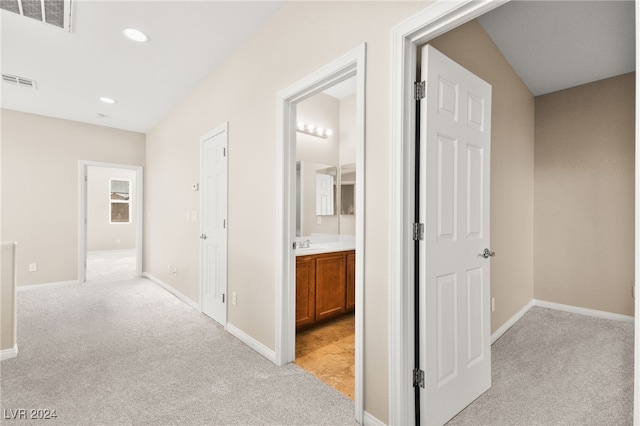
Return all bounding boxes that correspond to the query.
[419,45,493,425]
[200,124,228,326]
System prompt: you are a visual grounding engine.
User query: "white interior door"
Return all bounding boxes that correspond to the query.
[200,124,228,326]
[419,45,492,425]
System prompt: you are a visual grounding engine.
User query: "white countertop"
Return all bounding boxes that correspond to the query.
[295,235,355,256]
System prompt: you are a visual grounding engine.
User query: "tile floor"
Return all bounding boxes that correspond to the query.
[294,314,355,399]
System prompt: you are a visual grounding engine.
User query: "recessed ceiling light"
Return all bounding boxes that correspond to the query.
[122,27,149,43]
[99,97,116,104]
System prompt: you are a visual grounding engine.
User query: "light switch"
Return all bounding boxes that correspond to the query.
[192,183,199,191]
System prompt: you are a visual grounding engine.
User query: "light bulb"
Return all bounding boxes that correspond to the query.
[325,129,333,137]
[297,121,305,129]
[306,124,315,133]
[316,127,324,136]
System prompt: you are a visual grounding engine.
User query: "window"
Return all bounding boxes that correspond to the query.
[110,179,131,223]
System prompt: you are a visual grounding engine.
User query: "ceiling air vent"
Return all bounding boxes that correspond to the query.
[0,0,72,32]
[2,74,38,89]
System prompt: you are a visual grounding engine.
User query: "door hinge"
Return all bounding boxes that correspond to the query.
[414,81,426,100]
[223,147,226,157]
[223,219,226,229]
[84,175,88,182]
[412,223,424,241]
[222,294,225,303]
[413,368,425,388]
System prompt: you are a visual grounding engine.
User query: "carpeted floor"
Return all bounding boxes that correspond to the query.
[447,306,634,425]
[0,278,355,425]
[86,249,136,283]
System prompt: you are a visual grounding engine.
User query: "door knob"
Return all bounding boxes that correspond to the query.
[200,234,208,240]
[482,248,495,259]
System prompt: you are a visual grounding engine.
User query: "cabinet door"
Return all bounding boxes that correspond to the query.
[296,256,316,330]
[346,251,356,312]
[315,253,347,321]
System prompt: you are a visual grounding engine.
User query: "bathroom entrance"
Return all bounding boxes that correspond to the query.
[293,76,358,399]
[275,44,366,422]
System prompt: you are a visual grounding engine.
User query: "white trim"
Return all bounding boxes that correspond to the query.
[635,3,640,422]
[362,410,386,426]
[275,43,366,423]
[226,322,277,364]
[17,280,78,292]
[143,273,200,311]
[535,300,635,323]
[199,122,229,327]
[491,300,535,344]
[0,344,18,361]
[78,161,143,284]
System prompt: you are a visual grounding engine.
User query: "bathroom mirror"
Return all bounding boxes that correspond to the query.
[315,166,337,216]
[296,161,338,237]
[340,164,355,215]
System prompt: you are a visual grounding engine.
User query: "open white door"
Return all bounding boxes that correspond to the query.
[200,123,228,326]
[418,45,492,425]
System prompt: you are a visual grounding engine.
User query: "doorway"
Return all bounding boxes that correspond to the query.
[293,76,358,399]
[78,161,143,285]
[389,1,638,424]
[275,43,366,422]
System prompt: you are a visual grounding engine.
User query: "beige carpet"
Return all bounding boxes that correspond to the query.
[0,278,355,425]
[447,306,634,425]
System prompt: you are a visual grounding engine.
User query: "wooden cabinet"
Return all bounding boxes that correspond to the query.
[346,251,356,312]
[295,256,315,330]
[296,250,355,331]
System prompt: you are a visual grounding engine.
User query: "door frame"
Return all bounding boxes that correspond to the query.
[77,160,144,284]
[388,0,640,424]
[199,122,229,327]
[275,43,366,422]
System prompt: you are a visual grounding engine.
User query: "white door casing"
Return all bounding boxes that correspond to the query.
[419,45,492,425]
[200,123,228,326]
[77,161,143,284]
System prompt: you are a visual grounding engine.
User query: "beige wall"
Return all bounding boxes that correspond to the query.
[1,110,145,286]
[297,93,340,236]
[144,2,429,421]
[430,20,536,332]
[87,167,137,251]
[534,73,635,316]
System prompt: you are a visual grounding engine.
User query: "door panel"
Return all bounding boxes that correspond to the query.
[296,256,316,329]
[201,127,228,326]
[419,45,492,425]
[315,253,346,321]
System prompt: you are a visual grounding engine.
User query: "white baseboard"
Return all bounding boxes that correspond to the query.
[534,299,634,323]
[362,410,386,426]
[0,344,18,361]
[142,273,200,311]
[491,299,535,344]
[226,322,277,364]
[17,280,78,292]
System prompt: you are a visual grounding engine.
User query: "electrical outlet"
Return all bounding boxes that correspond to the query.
[28,263,37,272]
[491,297,496,312]
[232,292,237,306]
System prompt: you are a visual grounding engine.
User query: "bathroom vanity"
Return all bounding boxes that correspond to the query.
[295,249,355,332]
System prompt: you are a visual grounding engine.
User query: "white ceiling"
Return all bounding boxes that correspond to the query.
[0,0,283,133]
[478,0,635,96]
[0,1,635,133]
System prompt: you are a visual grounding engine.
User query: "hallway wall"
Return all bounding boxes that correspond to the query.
[1,110,145,286]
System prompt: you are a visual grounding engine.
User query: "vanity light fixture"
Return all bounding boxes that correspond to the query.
[122,27,149,43]
[296,121,333,139]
